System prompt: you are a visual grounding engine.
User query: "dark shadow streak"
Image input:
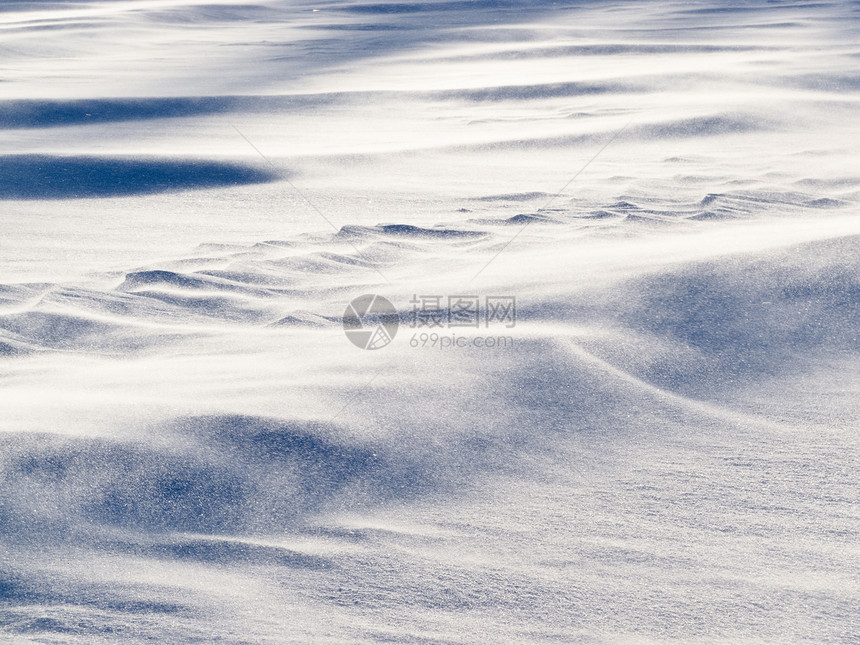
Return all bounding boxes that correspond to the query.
[0,96,344,129]
[0,155,281,200]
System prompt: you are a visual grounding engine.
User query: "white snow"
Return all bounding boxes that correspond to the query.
[1,0,858,643]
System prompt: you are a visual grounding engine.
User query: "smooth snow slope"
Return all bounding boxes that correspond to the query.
[1,0,859,643]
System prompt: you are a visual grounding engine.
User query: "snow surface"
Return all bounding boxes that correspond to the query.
[1,0,859,643]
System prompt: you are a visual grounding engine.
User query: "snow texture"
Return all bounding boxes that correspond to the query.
[0,0,858,643]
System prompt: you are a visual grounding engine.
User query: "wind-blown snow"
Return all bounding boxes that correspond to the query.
[1,0,858,643]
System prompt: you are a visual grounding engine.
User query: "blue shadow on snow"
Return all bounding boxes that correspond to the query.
[0,154,280,200]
